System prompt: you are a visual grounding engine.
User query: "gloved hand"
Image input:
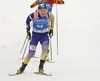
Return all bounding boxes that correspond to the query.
[59,0,65,4]
[27,31,31,40]
[48,29,53,38]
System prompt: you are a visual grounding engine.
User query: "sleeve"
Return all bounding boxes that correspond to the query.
[58,0,65,4]
[26,13,34,31]
[30,0,40,8]
[48,12,55,30]
[49,0,65,5]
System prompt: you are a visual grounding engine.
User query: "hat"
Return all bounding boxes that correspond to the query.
[38,3,46,10]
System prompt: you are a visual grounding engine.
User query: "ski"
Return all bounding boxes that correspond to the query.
[34,72,52,76]
[9,73,20,76]
[46,60,54,63]
[9,72,52,76]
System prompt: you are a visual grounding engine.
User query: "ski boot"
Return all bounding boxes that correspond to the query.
[16,62,27,74]
[38,60,45,74]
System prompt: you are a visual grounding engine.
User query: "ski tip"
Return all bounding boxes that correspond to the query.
[9,74,17,76]
[9,74,11,76]
[48,74,52,76]
[9,73,20,76]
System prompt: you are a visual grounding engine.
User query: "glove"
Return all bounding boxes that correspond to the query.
[48,29,53,38]
[59,0,65,4]
[27,31,31,40]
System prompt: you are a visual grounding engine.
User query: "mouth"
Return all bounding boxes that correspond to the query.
[41,13,45,16]
[42,14,45,15]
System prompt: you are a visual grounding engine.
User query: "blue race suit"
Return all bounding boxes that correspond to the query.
[24,12,50,64]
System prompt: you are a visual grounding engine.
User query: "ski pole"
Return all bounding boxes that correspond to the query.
[49,38,52,60]
[22,39,29,60]
[20,36,27,53]
[56,0,59,54]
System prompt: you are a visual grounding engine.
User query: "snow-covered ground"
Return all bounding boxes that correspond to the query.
[0,0,100,81]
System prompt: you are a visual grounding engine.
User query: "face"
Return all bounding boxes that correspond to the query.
[39,9,46,17]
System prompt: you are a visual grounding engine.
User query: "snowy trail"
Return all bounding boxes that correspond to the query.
[1,45,100,81]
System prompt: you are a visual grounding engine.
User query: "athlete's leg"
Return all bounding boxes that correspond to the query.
[40,34,49,60]
[24,33,39,64]
[38,34,49,73]
[17,33,39,74]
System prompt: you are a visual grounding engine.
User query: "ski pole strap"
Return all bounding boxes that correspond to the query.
[33,11,38,22]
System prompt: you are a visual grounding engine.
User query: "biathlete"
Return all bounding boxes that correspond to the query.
[16,3,54,74]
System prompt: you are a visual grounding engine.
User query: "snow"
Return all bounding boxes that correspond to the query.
[0,0,100,81]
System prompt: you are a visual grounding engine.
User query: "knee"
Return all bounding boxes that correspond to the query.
[28,51,35,57]
[42,41,49,49]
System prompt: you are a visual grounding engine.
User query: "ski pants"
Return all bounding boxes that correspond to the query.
[24,32,49,64]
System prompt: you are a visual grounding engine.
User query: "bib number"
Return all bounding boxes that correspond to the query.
[37,25,43,28]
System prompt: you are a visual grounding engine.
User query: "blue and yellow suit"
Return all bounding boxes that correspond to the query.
[24,11,54,64]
